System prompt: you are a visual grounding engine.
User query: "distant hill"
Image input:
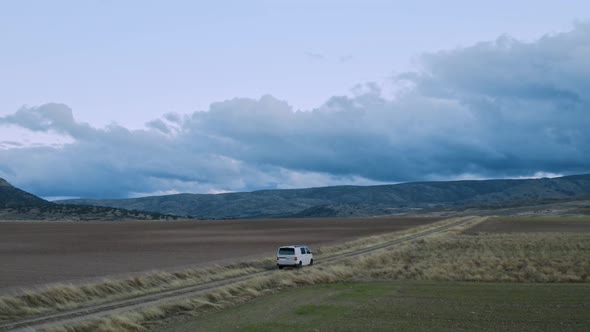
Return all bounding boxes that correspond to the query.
[57,173,590,219]
[0,178,179,221]
[0,178,52,208]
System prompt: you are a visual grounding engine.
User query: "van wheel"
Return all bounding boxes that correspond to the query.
[278,265,283,270]
[309,259,313,266]
[298,261,303,268]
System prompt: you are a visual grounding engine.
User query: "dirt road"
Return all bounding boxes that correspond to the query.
[0,217,442,291]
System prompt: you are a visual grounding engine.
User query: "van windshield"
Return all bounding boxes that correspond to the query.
[278,248,295,255]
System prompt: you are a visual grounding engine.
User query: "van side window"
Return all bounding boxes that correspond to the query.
[300,248,305,255]
[306,248,311,254]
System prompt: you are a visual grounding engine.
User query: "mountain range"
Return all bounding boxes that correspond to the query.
[0,178,178,221]
[57,174,590,219]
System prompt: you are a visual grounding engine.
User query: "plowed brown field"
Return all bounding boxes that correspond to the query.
[0,217,442,291]
[466,217,590,233]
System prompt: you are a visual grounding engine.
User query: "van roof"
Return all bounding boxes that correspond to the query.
[279,245,307,248]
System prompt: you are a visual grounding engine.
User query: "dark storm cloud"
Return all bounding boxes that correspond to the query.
[2,24,590,198]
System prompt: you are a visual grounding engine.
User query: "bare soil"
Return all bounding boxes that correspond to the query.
[466,217,590,233]
[0,217,441,291]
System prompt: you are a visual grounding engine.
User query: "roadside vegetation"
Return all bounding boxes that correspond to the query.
[0,262,272,323]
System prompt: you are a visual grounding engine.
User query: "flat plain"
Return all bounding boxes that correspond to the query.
[155,217,590,332]
[0,217,442,291]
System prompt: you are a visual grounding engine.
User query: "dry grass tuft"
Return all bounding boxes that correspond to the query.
[0,261,272,322]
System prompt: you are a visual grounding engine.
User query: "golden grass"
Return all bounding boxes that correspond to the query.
[354,232,590,282]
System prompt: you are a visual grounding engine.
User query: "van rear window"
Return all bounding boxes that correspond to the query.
[279,248,295,255]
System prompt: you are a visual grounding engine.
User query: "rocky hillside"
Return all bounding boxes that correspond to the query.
[0,178,52,208]
[58,173,590,219]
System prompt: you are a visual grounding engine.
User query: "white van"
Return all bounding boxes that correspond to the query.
[276,245,314,269]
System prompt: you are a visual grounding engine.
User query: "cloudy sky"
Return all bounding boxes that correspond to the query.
[1,1,590,199]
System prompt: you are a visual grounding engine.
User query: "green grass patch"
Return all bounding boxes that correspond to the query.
[162,281,590,332]
[294,304,344,316]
